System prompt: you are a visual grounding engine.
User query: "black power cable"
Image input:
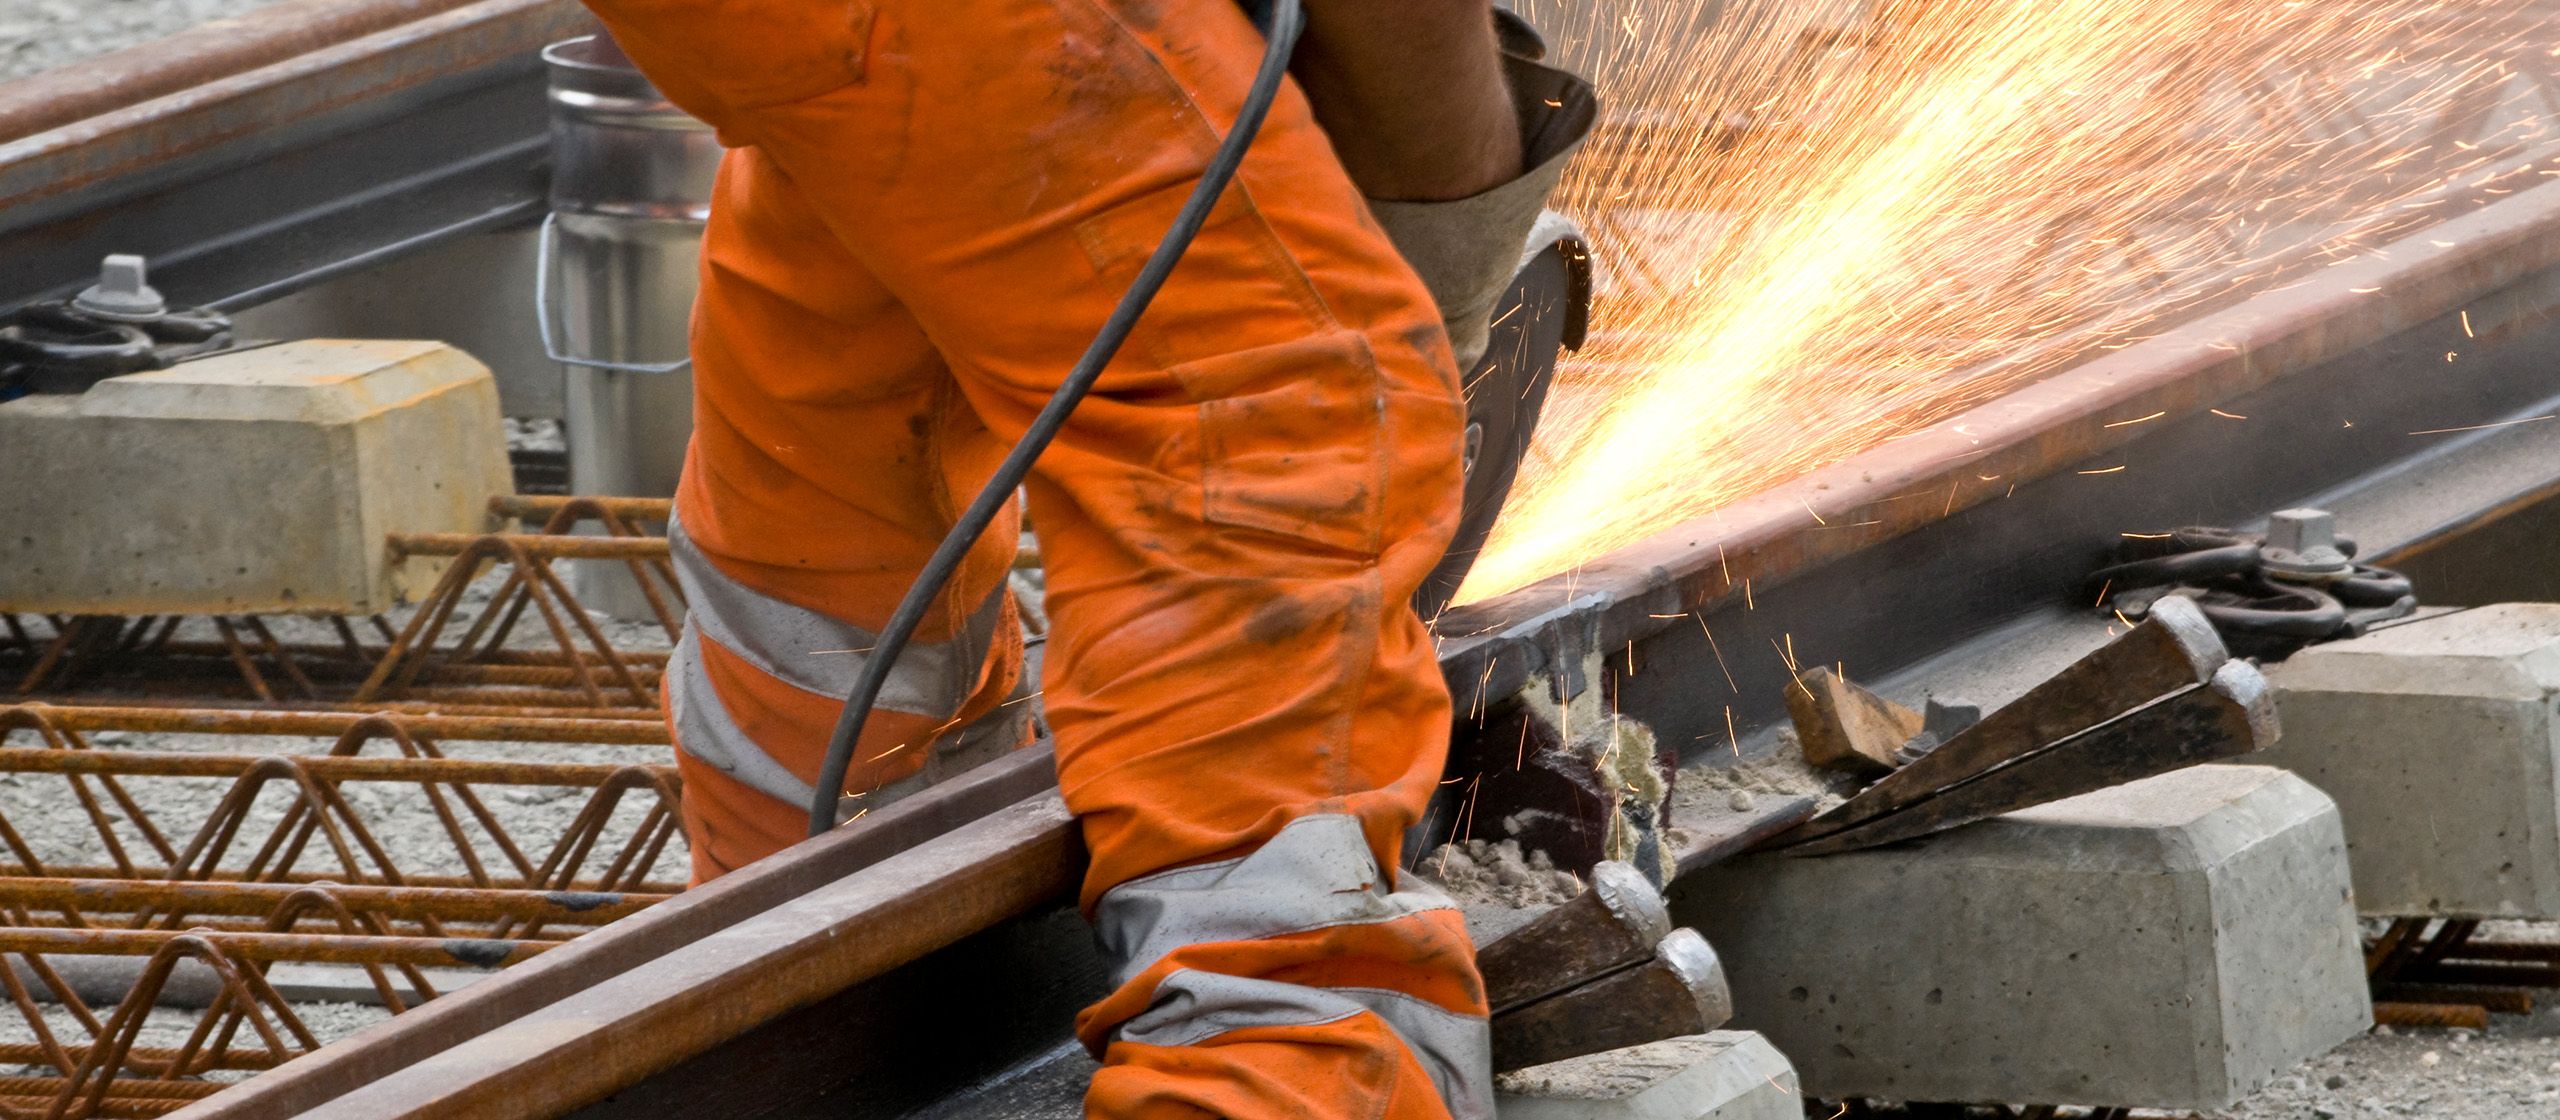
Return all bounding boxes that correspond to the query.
[808,0,1309,836]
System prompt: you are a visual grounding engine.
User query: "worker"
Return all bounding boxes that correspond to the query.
[573,1,1592,1116]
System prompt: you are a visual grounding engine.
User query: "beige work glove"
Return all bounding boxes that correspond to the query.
[1369,51,1598,370]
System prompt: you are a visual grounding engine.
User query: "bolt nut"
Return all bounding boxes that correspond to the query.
[71,254,168,323]
[2261,508,2353,580]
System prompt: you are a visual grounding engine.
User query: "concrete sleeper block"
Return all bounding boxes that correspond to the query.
[0,339,514,616]
[1498,1032,1805,1120]
[1671,765,2368,1111]
[2261,603,2560,918]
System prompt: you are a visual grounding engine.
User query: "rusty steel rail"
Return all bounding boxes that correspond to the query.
[151,152,2560,1120]
[299,795,1077,1120]
[0,0,595,311]
[1437,171,2560,752]
[0,0,496,143]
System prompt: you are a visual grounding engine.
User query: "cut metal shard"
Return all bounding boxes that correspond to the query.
[1765,594,2232,853]
[1770,658,2278,857]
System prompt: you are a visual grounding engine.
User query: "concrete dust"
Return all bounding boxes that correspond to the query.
[1422,837,1584,910]
[1670,726,1861,825]
[1415,837,1583,948]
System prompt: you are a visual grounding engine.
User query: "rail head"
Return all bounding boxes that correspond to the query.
[1434,171,2560,713]
[0,0,501,145]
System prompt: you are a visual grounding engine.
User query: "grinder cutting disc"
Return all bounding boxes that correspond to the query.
[1415,230,1590,621]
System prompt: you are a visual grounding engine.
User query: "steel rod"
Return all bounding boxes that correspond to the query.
[0,705,667,744]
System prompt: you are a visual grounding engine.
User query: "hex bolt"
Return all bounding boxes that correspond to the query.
[2260,508,2353,581]
[72,254,168,323]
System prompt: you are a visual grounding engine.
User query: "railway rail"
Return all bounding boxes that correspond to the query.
[158,146,2560,1120]
[0,0,591,314]
[3,3,2559,1118]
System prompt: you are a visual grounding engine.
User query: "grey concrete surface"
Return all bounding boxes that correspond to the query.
[1497,1032,1804,1120]
[0,339,514,615]
[1672,765,2370,1112]
[2261,603,2560,918]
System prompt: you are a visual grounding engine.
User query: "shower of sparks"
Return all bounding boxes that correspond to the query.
[1455,0,2559,604]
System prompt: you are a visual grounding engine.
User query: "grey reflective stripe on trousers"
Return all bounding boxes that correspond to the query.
[667,514,1004,718]
[1095,814,1495,1119]
[668,623,824,810]
[662,513,1007,813]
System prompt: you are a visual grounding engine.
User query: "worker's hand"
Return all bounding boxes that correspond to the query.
[1290,1,1524,202]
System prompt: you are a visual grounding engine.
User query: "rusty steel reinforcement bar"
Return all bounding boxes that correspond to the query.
[2,704,667,744]
[386,534,670,561]
[11,695,665,723]
[0,0,494,143]
[487,496,673,522]
[0,928,552,968]
[0,749,660,786]
[0,877,665,924]
[9,514,682,714]
[1435,172,2560,734]
[166,745,1066,1119]
[0,700,694,1117]
[0,703,685,902]
[21,866,669,895]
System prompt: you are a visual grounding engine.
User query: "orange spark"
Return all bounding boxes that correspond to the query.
[1459,0,2553,604]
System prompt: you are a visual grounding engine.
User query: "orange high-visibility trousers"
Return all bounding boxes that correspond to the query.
[580,0,1488,1116]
